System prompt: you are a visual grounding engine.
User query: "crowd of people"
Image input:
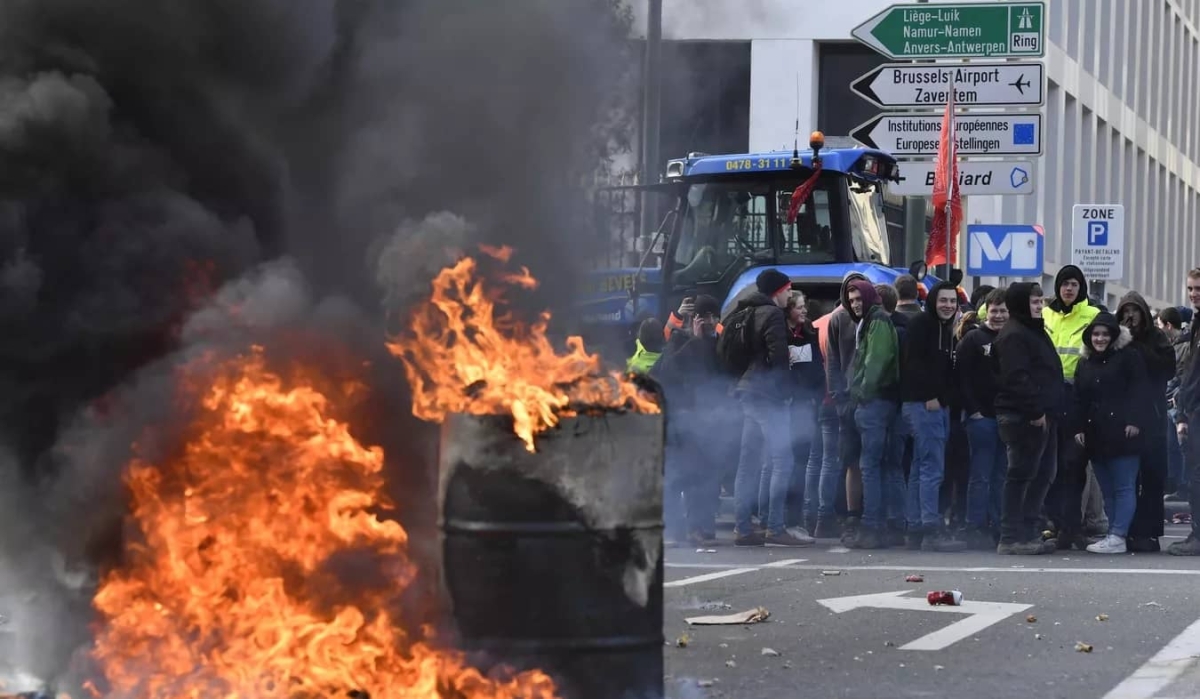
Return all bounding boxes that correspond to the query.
[643,264,1200,556]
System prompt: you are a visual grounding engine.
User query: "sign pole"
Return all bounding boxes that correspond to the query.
[944,75,955,281]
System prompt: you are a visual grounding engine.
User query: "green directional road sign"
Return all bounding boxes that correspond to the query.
[853,2,1045,60]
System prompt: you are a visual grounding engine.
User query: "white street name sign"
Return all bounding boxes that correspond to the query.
[817,590,1032,651]
[1071,204,1125,282]
[852,113,1043,157]
[892,159,1034,196]
[851,62,1045,108]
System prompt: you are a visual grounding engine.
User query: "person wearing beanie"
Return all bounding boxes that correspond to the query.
[627,316,665,375]
[993,282,1065,555]
[731,269,813,547]
[1043,264,1101,550]
[826,270,870,544]
[843,279,902,549]
[1117,291,1177,552]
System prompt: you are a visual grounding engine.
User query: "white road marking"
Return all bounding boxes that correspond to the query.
[1102,617,1200,699]
[666,562,1200,576]
[817,590,1032,651]
[663,559,805,588]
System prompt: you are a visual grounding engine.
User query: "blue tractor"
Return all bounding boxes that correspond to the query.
[579,132,944,357]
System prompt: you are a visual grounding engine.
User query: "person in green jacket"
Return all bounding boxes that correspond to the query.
[1043,265,1102,549]
[846,280,902,549]
[627,317,664,375]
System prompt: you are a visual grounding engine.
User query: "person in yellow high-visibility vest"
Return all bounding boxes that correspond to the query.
[1042,265,1101,550]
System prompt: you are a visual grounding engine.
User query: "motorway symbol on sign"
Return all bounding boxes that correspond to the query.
[892,160,1035,196]
[966,224,1045,276]
[817,590,1033,651]
[853,2,1045,59]
[851,62,1045,108]
[1071,204,1125,282]
[851,113,1043,157]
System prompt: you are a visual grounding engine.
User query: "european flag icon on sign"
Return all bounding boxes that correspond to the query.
[1013,123,1036,145]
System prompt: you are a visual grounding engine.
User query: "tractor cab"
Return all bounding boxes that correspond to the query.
[579,133,941,359]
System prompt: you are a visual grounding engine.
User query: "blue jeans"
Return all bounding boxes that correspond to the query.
[768,398,818,527]
[965,416,1007,529]
[1091,454,1140,537]
[903,403,950,530]
[883,409,908,526]
[855,399,899,530]
[806,404,841,522]
[735,398,793,535]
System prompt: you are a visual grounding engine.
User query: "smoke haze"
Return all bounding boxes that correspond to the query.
[0,0,637,686]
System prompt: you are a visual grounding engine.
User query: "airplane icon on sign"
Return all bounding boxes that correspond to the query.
[1009,73,1031,94]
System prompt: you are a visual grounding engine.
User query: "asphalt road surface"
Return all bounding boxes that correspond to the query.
[664,525,1200,699]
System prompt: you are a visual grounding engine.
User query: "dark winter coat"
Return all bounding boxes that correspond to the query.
[1072,317,1148,458]
[1117,291,1177,420]
[652,330,728,414]
[993,283,1066,421]
[787,321,825,399]
[730,291,790,402]
[955,324,1001,418]
[900,281,958,405]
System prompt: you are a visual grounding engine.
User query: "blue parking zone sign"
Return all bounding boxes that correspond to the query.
[1087,220,1109,245]
[966,224,1045,276]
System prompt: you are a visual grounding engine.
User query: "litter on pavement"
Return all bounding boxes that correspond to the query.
[685,606,771,625]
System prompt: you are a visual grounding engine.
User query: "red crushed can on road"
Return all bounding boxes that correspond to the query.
[927,590,963,606]
[905,574,924,583]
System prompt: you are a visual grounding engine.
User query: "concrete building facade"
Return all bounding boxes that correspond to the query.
[632,0,1200,309]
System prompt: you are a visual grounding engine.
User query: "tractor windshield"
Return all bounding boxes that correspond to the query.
[670,172,890,288]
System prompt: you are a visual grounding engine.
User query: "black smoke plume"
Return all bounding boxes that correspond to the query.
[0,0,637,686]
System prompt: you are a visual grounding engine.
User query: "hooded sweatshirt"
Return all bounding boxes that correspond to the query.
[1043,265,1100,381]
[900,280,958,405]
[848,280,900,404]
[826,271,869,408]
[1116,291,1177,393]
[1072,313,1147,458]
[993,283,1065,420]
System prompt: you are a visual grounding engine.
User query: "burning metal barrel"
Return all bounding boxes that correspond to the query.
[439,411,664,699]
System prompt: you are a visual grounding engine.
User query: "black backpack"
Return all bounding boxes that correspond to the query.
[717,306,757,376]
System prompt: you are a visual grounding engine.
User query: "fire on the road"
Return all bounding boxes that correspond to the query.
[84,348,558,699]
[388,245,659,451]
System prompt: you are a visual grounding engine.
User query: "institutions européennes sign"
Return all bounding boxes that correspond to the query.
[851,113,1043,157]
[892,160,1035,197]
[1071,204,1125,281]
[851,62,1045,109]
[852,2,1046,60]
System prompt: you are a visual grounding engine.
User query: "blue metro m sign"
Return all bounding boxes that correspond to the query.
[966,224,1044,276]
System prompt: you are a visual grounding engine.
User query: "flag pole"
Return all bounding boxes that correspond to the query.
[944,75,955,281]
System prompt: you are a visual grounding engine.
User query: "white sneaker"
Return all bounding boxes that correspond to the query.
[1086,534,1127,554]
[785,527,817,544]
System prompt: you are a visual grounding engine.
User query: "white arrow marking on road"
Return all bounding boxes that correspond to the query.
[664,558,806,588]
[817,590,1032,651]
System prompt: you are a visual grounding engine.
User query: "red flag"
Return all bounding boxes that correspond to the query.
[925,87,962,268]
[786,161,823,225]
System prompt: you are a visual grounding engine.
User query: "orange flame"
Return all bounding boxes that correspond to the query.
[87,347,558,699]
[387,248,659,452]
